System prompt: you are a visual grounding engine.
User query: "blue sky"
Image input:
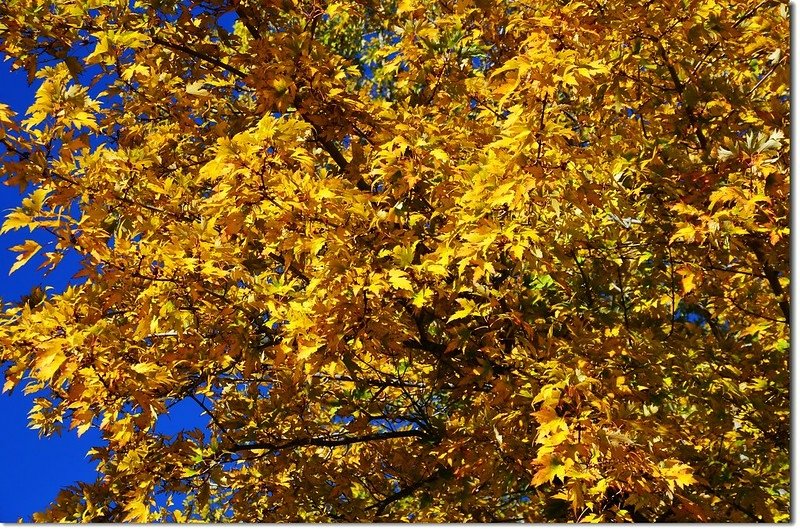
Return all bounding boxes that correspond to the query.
[0,10,242,520]
[0,55,209,522]
[0,59,101,522]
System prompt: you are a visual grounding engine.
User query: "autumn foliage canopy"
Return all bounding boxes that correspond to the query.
[0,0,789,522]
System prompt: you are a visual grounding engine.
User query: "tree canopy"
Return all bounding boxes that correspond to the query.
[0,0,789,522]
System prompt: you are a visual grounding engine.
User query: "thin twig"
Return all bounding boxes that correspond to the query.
[655,40,707,151]
[369,467,447,516]
[745,56,786,97]
[616,265,633,347]
[536,94,549,162]
[190,393,238,447]
[667,244,676,337]
[571,250,594,308]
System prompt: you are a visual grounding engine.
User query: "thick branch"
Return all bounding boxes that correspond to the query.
[314,134,370,191]
[231,429,431,452]
[234,5,262,40]
[317,136,350,172]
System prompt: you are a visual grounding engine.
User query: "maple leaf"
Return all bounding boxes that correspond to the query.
[8,240,42,275]
[531,454,566,487]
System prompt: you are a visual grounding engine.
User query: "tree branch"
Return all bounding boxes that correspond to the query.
[268,252,310,283]
[655,41,707,151]
[231,429,431,452]
[150,35,246,79]
[234,4,262,40]
[616,265,633,347]
[689,0,775,79]
[698,484,763,522]
[747,238,790,324]
[190,394,238,447]
[311,373,429,389]
[571,250,594,308]
[536,94,549,162]
[370,466,448,517]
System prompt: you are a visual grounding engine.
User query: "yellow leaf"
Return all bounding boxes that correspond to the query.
[676,266,696,294]
[411,286,432,308]
[85,33,111,65]
[297,337,321,361]
[531,454,565,487]
[670,225,697,244]
[0,102,15,123]
[1,210,33,234]
[388,270,414,291]
[396,0,416,14]
[430,148,449,163]
[34,342,66,382]
[9,239,42,275]
[424,262,449,277]
[661,461,697,489]
[131,362,160,375]
[447,298,476,323]
[186,81,210,96]
[708,187,740,210]
[22,188,49,212]
[68,110,97,130]
[122,498,150,523]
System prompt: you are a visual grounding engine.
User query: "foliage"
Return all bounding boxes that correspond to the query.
[0,0,789,522]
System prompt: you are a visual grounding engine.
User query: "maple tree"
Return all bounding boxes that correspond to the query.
[0,0,789,522]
